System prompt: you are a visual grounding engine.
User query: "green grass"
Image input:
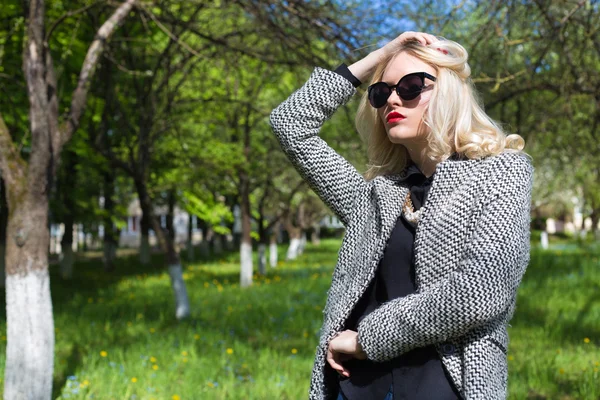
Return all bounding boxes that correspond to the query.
[0,239,598,399]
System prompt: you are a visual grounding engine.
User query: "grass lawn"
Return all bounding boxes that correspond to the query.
[0,238,598,399]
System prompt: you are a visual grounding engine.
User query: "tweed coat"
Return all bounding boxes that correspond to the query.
[269,67,534,400]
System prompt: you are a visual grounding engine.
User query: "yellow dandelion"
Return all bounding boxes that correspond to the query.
[226,348,234,355]
[556,349,561,354]
[559,368,565,374]
[100,351,108,357]
[508,355,514,361]
[242,363,248,369]
[274,276,281,282]
[1,336,6,341]
[595,368,599,372]
[181,351,188,357]
[291,348,298,354]
[150,356,157,363]
[183,358,188,363]
[172,395,181,400]
[227,306,233,312]
[595,361,599,367]
[152,364,159,371]
[204,282,209,288]
[217,285,224,292]
[207,382,215,388]
[131,377,138,383]
[127,322,133,327]
[584,337,591,344]
[88,298,93,303]
[136,313,143,320]
[303,331,309,338]
[194,334,200,340]
[83,380,89,385]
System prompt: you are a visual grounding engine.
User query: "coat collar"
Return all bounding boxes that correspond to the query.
[385,151,463,184]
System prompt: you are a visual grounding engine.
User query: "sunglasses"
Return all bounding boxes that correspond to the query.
[367,72,437,108]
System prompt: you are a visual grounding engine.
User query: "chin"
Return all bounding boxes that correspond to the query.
[386,131,412,144]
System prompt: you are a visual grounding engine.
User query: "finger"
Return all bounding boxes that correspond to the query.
[327,348,350,376]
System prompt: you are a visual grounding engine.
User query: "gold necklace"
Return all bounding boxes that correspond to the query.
[402,192,422,223]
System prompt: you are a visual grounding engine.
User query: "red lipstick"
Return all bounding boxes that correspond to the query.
[386,111,406,123]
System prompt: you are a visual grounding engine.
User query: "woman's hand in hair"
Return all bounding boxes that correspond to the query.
[380,31,439,56]
[326,330,367,377]
[348,31,439,83]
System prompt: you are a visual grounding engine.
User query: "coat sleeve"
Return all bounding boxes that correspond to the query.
[357,155,534,361]
[269,67,365,226]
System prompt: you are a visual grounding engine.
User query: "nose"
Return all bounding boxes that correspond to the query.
[386,88,402,108]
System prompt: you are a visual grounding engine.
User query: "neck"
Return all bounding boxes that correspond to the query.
[406,148,439,178]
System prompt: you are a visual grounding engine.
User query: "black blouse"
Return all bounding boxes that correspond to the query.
[338,159,461,400]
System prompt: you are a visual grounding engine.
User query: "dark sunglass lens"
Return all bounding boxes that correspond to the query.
[397,75,424,101]
[369,83,391,108]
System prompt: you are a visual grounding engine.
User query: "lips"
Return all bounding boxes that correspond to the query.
[386,111,406,123]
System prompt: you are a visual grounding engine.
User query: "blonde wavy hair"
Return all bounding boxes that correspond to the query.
[356,38,526,180]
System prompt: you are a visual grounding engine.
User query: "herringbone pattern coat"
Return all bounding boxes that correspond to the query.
[269,67,534,400]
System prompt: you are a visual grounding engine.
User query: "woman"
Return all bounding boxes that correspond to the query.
[269,31,534,400]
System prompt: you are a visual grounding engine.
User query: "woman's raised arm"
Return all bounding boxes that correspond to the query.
[269,67,366,226]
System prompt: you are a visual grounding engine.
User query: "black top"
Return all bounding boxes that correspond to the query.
[332,65,461,399]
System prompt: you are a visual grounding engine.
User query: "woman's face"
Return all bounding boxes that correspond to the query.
[377,52,437,145]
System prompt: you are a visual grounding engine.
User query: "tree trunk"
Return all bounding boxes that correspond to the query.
[187,213,194,261]
[269,231,278,268]
[212,233,223,255]
[0,178,7,288]
[198,219,210,258]
[0,1,135,397]
[140,213,151,265]
[102,171,117,272]
[167,189,176,242]
[311,224,321,245]
[257,243,267,275]
[298,231,307,255]
[135,178,190,319]
[59,219,74,280]
[286,230,301,261]
[4,194,54,400]
[239,171,253,287]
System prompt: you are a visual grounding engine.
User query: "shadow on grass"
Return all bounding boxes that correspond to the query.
[511,247,600,347]
[52,343,83,400]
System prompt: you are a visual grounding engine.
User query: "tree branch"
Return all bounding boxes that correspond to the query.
[60,0,137,151]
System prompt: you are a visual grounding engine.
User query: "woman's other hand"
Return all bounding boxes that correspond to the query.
[326,330,367,377]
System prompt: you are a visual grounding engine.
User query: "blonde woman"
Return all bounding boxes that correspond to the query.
[270,31,533,400]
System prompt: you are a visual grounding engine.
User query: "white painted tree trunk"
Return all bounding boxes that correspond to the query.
[286,238,301,260]
[140,234,150,265]
[240,242,253,287]
[257,244,267,275]
[298,232,307,255]
[269,242,278,268]
[60,246,74,279]
[5,270,54,399]
[167,264,191,320]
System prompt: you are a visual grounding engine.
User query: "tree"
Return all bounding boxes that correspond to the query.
[0,1,135,398]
